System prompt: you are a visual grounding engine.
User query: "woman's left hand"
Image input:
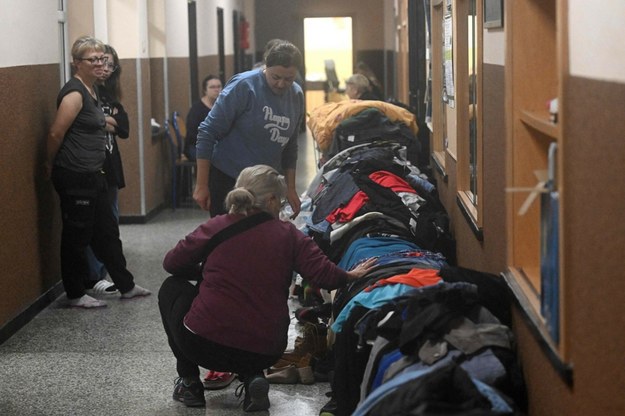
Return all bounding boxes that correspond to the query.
[347,257,378,281]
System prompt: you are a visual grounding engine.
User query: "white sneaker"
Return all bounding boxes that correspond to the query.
[85,279,119,296]
[68,294,107,309]
[120,284,151,299]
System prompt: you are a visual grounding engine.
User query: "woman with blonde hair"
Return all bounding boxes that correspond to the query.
[159,164,375,411]
[345,73,381,100]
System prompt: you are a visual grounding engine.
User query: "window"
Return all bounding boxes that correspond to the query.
[456,0,483,233]
[429,0,450,174]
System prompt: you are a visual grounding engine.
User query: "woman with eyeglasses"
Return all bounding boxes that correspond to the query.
[45,36,150,308]
[184,75,222,162]
[83,44,130,296]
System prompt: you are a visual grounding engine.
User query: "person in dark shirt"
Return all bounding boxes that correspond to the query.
[184,75,222,161]
[45,36,150,308]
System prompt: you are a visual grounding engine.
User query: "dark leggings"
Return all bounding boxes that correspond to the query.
[209,166,236,217]
[158,276,280,380]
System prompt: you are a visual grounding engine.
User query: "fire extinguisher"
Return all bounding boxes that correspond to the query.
[240,19,250,50]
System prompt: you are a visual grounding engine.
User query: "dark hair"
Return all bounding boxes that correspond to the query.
[264,40,302,70]
[262,38,282,62]
[201,74,220,94]
[103,44,122,101]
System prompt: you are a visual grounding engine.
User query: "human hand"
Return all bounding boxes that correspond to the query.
[193,184,211,211]
[286,189,301,219]
[346,257,377,281]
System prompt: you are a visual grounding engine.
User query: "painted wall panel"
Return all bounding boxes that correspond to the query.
[0,0,59,66]
[569,0,625,83]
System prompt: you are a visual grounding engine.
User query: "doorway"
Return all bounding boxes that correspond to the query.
[303,17,353,113]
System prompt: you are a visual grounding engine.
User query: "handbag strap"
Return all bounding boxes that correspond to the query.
[200,211,274,259]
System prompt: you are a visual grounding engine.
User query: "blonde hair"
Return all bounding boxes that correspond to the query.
[345,73,371,96]
[71,36,105,61]
[225,165,286,215]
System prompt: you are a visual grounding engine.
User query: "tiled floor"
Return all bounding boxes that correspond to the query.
[0,131,330,415]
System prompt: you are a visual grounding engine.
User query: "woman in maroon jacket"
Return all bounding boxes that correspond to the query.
[159,164,375,411]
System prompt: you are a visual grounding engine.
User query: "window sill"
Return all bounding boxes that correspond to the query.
[502,268,574,386]
[456,192,483,241]
[431,151,448,182]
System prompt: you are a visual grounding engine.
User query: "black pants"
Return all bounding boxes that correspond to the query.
[51,167,135,299]
[209,166,236,217]
[158,276,280,380]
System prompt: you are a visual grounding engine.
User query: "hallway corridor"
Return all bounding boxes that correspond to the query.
[0,131,328,415]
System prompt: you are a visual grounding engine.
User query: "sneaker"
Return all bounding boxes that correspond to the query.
[235,376,270,412]
[172,377,205,407]
[85,279,119,296]
[68,294,107,309]
[203,370,236,390]
[319,395,337,416]
[120,284,151,299]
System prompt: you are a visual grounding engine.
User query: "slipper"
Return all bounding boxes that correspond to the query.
[85,279,119,296]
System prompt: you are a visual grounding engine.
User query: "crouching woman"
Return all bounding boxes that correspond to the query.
[158,164,375,411]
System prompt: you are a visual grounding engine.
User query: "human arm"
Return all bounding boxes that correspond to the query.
[194,75,247,210]
[45,91,82,179]
[281,105,302,218]
[193,158,211,211]
[108,101,129,138]
[284,168,301,218]
[163,219,217,275]
[292,228,377,288]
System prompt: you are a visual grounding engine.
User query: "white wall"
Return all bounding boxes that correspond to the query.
[196,0,220,56]
[569,0,625,83]
[483,29,504,66]
[196,0,247,57]
[108,0,150,59]
[165,0,189,58]
[0,0,59,67]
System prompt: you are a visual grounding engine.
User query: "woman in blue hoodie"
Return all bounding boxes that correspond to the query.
[193,40,304,219]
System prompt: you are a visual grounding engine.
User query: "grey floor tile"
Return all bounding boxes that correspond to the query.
[0,132,331,416]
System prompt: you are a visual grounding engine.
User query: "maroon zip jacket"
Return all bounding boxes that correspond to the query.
[163,211,349,356]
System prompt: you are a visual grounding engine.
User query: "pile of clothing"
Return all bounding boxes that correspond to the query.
[285,140,526,415]
[307,100,421,166]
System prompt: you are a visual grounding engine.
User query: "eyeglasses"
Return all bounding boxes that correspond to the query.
[79,56,108,65]
[105,63,119,72]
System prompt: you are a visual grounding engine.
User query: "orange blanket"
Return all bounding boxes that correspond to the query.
[307,100,418,152]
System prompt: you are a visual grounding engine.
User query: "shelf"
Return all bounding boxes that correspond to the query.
[520,110,559,139]
[503,268,573,386]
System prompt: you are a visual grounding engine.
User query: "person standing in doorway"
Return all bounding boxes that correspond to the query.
[193,40,305,218]
[45,36,150,308]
